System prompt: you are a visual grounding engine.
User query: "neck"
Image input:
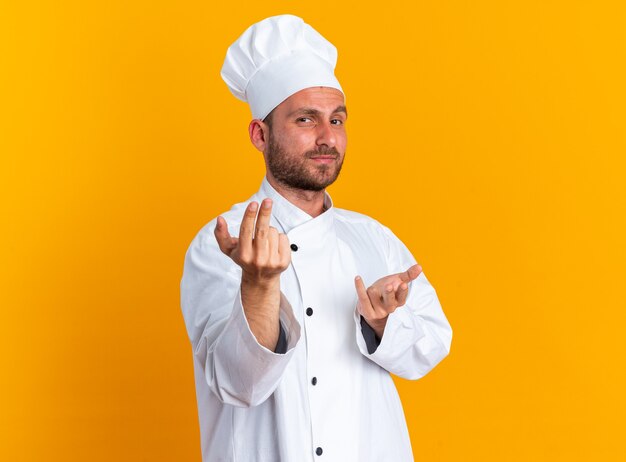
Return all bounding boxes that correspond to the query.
[266,175,328,218]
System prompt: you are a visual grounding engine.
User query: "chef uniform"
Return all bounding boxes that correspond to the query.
[180,15,452,462]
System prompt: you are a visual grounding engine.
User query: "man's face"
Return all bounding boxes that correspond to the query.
[264,87,347,192]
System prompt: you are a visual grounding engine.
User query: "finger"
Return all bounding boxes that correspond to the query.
[381,283,399,311]
[278,233,291,268]
[366,285,387,315]
[268,226,279,264]
[238,201,258,256]
[398,264,423,283]
[355,276,376,318]
[254,198,273,249]
[395,282,409,307]
[214,216,237,256]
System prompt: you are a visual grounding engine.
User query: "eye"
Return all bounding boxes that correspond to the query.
[297,117,313,123]
[331,118,344,125]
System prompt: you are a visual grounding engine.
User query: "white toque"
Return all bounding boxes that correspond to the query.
[220,14,344,121]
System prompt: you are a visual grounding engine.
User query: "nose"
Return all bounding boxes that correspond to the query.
[315,120,336,148]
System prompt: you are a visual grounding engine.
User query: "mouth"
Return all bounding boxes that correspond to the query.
[309,155,337,164]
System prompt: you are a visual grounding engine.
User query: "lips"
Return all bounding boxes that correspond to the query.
[309,156,337,164]
[307,147,340,160]
[309,155,337,160]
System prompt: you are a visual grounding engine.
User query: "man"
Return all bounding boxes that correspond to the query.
[180,14,452,462]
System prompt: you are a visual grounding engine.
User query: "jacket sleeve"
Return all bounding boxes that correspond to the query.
[354,225,452,379]
[180,220,301,407]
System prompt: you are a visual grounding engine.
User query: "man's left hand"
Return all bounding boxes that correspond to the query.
[354,264,422,340]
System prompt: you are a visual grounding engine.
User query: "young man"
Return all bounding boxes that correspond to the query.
[180,14,452,462]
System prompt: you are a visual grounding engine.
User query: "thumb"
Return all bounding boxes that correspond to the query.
[214,216,237,256]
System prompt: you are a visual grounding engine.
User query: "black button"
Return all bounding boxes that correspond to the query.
[290,243,298,251]
[311,377,317,386]
[316,447,323,456]
[306,307,313,316]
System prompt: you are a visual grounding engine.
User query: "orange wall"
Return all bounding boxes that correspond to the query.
[1,1,625,460]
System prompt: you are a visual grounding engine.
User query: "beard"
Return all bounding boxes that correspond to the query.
[266,135,344,192]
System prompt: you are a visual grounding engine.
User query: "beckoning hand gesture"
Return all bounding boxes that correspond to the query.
[214,198,291,283]
[355,264,423,340]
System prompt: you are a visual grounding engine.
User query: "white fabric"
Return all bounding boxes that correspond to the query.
[180,177,453,462]
[220,15,344,121]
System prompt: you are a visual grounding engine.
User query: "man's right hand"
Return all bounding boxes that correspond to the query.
[214,198,291,350]
[214,198,291,281]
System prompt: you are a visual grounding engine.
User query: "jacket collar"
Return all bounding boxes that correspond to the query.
[256,176,334,234]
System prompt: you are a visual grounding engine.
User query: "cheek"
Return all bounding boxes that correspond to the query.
[293,134,312,148]
[337,132,348,152]
[280,133,316,153]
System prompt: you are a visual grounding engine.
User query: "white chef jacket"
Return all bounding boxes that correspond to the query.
[180,177,452,462]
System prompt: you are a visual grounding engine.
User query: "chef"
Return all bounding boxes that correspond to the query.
[180,14,452,462]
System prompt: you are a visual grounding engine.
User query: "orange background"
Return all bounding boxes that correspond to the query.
[1,1,625,460]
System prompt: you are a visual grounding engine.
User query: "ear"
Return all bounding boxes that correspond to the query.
[249,119,269,152]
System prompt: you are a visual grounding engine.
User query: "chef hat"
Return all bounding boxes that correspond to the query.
[220,14,344,121]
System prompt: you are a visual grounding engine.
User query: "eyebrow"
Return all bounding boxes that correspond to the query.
[289,105,348,118]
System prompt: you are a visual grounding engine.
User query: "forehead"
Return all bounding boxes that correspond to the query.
[275,87,345,115]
